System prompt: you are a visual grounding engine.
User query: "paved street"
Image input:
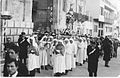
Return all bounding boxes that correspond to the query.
[0,47,120,77]
[36,47,120,77]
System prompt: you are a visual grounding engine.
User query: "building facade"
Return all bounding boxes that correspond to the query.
[0,0,33,51]
[86,0,116,37]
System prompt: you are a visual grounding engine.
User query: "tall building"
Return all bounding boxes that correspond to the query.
[86,0,116,37]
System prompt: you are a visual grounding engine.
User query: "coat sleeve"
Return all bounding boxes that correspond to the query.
[87,45,92,56]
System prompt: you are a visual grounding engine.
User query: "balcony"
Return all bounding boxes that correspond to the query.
[104,17,114,24]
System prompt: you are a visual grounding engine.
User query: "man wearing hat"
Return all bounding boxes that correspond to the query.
[18,32,29,65]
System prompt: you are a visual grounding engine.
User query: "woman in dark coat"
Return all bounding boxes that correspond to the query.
[87,41,100,77]
[102,36,112,67]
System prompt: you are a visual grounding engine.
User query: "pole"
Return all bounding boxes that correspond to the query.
[0,0,2,52]
[23,0,25,21]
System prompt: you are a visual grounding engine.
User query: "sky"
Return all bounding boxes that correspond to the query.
[108,0,120,11]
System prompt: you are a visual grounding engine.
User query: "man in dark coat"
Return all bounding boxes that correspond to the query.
[102,36,112,67]
[18,32,29,65]
[4,59,28,77]
[87,41,100,77]
[3,48,28,77]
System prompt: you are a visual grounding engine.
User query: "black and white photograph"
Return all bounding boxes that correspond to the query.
[0,0,120,77]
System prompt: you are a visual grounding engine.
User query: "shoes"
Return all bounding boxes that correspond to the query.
[41,66,44,69]
[36,68,41,73]
[105,65,110,67]
[69,68,72,71]
[79,63,82,66]
[45,66,48,70]
[83,60,86,64]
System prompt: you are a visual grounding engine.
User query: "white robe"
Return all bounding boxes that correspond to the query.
[76,40,84,64]
[71,41,77,68]
[53,41,66,74]
[83,40,88,61]
[28,36,40,69]
[53,54,65,74]
[28,53,37,71]
[41,48,48,66]
[39,41,47,66]
[65,43,72,70]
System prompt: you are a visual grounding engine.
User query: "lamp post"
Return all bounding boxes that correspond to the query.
[1,11,12,52]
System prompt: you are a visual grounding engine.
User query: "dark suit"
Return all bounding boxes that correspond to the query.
[3,60,29,77]
[18,37,29,65]
[87,45,100,77]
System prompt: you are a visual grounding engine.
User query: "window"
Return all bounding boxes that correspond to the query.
[106,27,108,32]
[110,27,112,32]
[101,7,103,15]
[94,25,97,32]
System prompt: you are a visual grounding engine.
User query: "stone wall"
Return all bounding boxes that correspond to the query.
[1,0,33,51]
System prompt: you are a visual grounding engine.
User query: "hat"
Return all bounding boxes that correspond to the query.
[90,41,96,45]
[21,32,26,35]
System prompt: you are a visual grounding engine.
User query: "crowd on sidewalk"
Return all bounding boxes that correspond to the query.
[2,30,119,77]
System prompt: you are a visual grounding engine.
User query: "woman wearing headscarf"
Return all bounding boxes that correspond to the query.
[53,40,66,76]
[76,37,84,66]
[27,37,39,76]
[69,38,77,69]
[64,38,72,74]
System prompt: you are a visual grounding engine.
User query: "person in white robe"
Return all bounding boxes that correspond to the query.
[27,38,39,76]
[69,38,77,69]
[83,37,88,63]
[30,35,41,72]
[51,39,58,67]
[76,37,84,66]
[39,42,48,70]
[64,38,72,73]
[53,40,66,76]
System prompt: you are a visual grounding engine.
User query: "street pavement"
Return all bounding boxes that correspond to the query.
[0,47,120,77]
[36,47,120,77]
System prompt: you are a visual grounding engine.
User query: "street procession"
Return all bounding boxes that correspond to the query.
[0,0,120,77]
[2,30,120,77]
